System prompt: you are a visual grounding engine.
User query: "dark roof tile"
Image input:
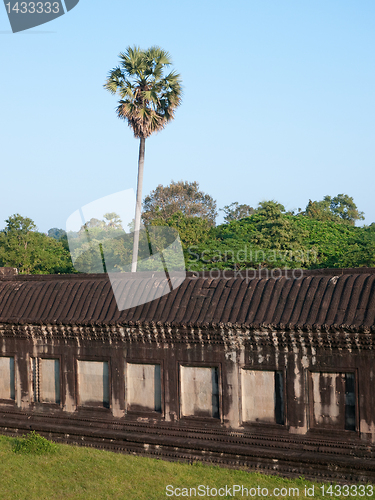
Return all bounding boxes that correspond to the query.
[1,269,375,331]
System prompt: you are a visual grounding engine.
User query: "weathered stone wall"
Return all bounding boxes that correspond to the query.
[0,268,17,277]
[1,322,375,481]
[0,356,15,400]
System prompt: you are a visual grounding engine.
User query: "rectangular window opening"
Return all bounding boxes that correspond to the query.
[126,363,162,413]
[32,358,60,404]
[0,356,15,400]
[180,366,220,419]
[310,371,356,431]
[241,369,285,425]
[77,360,109,408]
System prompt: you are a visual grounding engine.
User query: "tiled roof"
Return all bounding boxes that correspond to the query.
[1,268,375,330]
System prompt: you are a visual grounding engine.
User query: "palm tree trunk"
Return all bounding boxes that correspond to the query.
[131,137,145,272]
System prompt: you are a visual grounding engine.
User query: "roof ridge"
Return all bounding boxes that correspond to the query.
[0,267,374,282]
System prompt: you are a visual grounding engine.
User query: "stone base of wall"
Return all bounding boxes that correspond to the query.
[1,410,375,484]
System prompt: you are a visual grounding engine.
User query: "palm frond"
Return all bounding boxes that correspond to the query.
[104,45,182,138]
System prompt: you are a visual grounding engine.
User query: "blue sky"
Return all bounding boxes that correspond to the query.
[1,0,374,233]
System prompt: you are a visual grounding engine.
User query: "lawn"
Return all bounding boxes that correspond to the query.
[0,433,373,500]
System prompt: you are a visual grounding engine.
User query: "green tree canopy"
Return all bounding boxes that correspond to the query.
[103,212,122,229]
[305,194,364,225]
[186,195,373,272]
[150,211,212,248]
[48,228,67,240]
[220,202,255,223]
[4,214,36,234]
[142,180,217,226]
[0,215,74,274]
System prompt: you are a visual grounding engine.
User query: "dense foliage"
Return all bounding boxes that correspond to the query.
[304,194,365,225]
[183,202,375,272]
[219,202,255,223]
[0,214,74,274]
[0,192,373,275]
[142,180,217,227]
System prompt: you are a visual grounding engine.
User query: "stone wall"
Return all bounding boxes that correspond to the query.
[1,322,375,481]
[0,267,17,277]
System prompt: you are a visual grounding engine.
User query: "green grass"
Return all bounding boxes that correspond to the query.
[12,431,58,455]
[0,433,373,499]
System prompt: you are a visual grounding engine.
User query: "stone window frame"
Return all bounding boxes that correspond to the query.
[307,368,359,434]
[0,353,17,406]
[75,356,112,411]
[124,359,164,417]
[30,355,62,407]
[177,362,223,423]
[239,365,287,429]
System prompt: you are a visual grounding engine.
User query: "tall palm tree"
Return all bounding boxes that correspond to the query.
[104,46,182,272]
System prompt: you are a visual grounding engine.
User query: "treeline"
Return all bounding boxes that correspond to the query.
[183,202,375,271]
[0,182,374,274]
[144,183,375,271]
[0,215,74,274]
